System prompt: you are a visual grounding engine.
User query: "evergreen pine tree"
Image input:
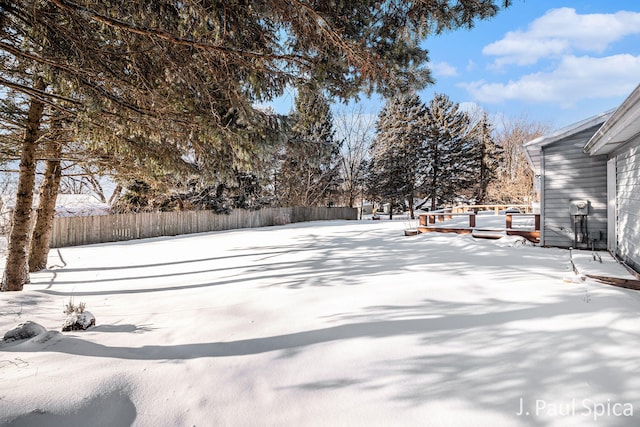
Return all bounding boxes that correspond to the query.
[468,112,503,204]
[422,94,474,210]
[1,0,512,291]
[277,86,341,207]
[368,93,426,219]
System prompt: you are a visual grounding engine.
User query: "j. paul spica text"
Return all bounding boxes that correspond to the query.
[516,397,633,421]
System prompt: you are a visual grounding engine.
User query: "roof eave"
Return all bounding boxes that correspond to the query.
[524,109,614,151]
[585,84,640,155]
[523,109,614,174]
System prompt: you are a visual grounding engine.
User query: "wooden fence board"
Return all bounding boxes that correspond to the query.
[50,207,358,248]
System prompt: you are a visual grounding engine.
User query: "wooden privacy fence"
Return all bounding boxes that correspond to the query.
[50,206,358,248]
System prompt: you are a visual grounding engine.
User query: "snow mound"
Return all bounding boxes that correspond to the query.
[493,235,533,247]
[0,329,63,351]
[2,321,46,343]
[4,387,136,427]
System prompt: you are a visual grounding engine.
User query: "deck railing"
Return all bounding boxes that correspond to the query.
[451,204,532,214]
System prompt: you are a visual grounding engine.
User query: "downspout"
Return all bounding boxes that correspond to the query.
[606,157,617,255]
[540,150,546,246]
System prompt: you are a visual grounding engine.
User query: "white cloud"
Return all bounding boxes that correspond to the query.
[461,54,640,107]
[483,8,640,67]
[431,61,458,77]
[486,38,569,67]
[466,60,476,72]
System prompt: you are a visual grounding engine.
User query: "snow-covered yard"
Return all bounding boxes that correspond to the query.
[2,219,640,426]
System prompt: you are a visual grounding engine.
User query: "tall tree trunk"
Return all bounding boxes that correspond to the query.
[29,137,63,272]
[2,78,45,292]
[430,149,439,211]
[478,140,487,205]
[408,189,415,220]
[430,172,438,211]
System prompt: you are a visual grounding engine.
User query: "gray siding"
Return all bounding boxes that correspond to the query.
[542,125,608,249]
[616,136,640,271]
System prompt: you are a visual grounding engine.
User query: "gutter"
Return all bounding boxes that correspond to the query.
[584,84,640,154]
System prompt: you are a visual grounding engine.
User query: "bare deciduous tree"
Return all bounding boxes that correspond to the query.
[334,104,376,209]
[488,114,551,204]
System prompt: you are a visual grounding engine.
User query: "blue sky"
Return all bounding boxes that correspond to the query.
[272,0,640,130]
[420,0,640,128]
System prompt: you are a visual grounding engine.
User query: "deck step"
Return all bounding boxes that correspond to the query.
[417,226,472,235]
[472,229,506,239]
[417,226,540,243]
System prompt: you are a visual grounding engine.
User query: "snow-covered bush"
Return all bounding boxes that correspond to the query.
[62,298,95,331]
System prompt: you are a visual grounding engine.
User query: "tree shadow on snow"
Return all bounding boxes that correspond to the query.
[4,387,136,427]
[8,286,640,426]
[15,222,640,426]
[32,222,565,296]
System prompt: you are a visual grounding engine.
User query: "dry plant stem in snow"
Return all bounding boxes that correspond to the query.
[61,298,95,331]
[64,298,86,315]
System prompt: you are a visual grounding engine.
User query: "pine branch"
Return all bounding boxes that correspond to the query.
[49,0,309,67]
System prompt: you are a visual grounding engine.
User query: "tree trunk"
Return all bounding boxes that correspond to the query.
[2,78,45,291]
[430,171,438,211]
[478,142,487,205]
[408,190,415,220]
[29,138,63,272]
[431,150,439,211]
[347,184,355,209]
[108,184,123,205]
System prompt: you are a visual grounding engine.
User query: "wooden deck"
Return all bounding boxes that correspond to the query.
[417,211,541,243]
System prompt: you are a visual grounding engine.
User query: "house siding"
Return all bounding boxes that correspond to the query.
[615,137,640,272]
[542,125,608,249]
